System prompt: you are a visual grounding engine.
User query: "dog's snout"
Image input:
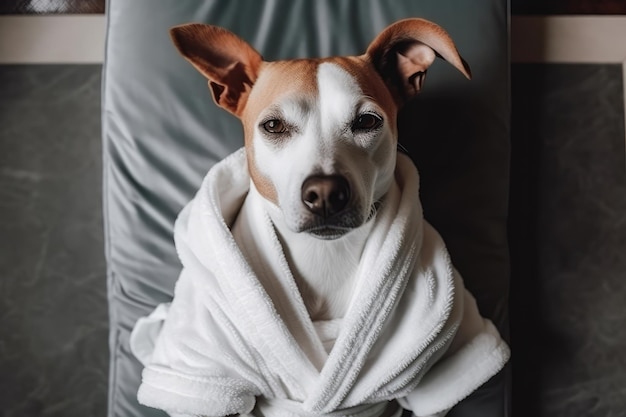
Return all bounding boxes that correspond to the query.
[301,175,351,218]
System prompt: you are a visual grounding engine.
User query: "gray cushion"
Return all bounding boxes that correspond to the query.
[102,1,510,416]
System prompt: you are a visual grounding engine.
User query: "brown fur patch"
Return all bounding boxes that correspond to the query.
[241,60,319,204]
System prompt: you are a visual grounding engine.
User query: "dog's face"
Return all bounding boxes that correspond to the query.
[171,19,470,239]
[241,58,398,239]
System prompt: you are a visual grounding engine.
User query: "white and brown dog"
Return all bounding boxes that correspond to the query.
[132,18,510,417]
[170,18,471,322]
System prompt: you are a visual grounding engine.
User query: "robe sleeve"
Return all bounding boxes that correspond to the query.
[400,289,510,417]
[132,268,262,416]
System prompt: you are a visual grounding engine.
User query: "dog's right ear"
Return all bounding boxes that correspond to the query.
[170,24,263,117]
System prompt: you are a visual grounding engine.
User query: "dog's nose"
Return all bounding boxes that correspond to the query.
[301,175,351,218]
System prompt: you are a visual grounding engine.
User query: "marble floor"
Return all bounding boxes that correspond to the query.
[0,65,108,417]
[509,64,626,417]
[0,63,624,416]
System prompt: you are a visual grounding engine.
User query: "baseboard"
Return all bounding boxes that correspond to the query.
[0,15,105,64]
[511,16,626,64]
[511,16,626,163]
[1,15,626,65]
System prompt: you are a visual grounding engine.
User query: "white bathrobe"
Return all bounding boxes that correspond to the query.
[130,149,510,417]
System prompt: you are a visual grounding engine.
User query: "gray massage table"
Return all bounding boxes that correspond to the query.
[102,1,511,416]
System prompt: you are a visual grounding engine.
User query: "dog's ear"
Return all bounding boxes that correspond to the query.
[366,18,471,107]
[170,24,263,117]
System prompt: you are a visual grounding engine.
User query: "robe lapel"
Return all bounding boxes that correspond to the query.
[193,150,326,400]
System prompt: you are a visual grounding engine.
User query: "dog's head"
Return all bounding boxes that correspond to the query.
[170,19,470,240]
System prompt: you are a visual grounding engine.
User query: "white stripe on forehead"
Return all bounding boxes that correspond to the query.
[316,62,363,138]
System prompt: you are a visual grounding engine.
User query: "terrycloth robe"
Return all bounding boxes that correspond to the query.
[130,149,510,417]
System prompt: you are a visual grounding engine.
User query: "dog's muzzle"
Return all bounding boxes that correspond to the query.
[300,175,359,239]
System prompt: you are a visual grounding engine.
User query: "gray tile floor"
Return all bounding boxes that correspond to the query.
[0,65,107,417]
[0,63,624,417]
[510,64,626,417]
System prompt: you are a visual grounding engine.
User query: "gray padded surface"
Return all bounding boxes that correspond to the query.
[102,1,510,416]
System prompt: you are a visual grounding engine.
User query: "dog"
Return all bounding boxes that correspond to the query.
[169,18,471,322]
[131,18,509,417]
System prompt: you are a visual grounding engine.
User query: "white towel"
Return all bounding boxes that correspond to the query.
[130,148,509,417]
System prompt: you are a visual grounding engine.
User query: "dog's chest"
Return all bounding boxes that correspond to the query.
[279,233,366,321]
[232,185,371,321]
[268,191,375,321]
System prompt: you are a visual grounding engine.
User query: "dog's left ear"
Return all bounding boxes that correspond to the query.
[366,18,472,107]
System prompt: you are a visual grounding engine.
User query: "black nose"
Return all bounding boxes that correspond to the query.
[301,175,351,218]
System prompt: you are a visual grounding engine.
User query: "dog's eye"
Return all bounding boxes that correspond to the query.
[352,113,383,132]
[262,119,287,134]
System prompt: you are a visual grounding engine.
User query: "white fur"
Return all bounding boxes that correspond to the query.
[241,63,397,320]
[234,183,374,320]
